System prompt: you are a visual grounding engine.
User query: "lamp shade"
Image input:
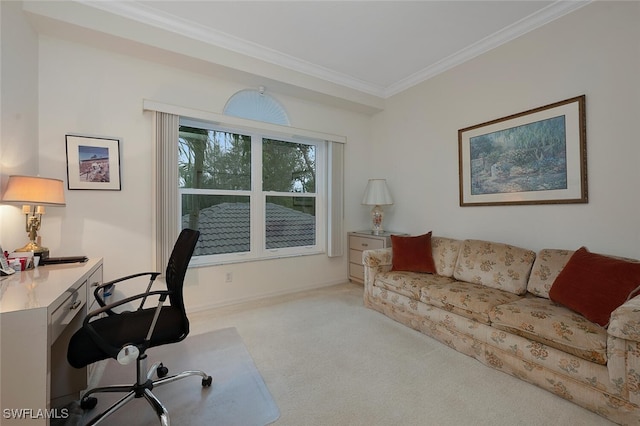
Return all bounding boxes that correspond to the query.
[2,175,66,206]
[361,179,393,206]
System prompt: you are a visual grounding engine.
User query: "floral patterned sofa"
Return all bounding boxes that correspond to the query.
[362,235,640,425]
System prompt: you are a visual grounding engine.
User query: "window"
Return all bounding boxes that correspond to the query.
[223,89,290,126]
[178,118,324,264]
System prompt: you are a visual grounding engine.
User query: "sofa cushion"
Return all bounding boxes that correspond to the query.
[374,270,455,300]
[431,236,462,278]
[453,239,536,295]
[421,280,522,324]
[527,249,574,299]
[390,232,436,273]
[549,247,640,327]
[490,295,608,365]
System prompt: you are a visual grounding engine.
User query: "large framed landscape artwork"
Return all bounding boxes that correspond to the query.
[66,134,121,190]
[458,95,587,206]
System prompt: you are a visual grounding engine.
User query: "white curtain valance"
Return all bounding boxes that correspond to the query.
[143,99,346,144]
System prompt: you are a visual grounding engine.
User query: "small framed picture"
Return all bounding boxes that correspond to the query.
[65,134,121,190]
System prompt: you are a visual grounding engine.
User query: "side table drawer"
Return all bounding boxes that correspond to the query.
[348,231,397,284]
[349,263,364,281]
[349,249,364,264]
[351,235,385,251]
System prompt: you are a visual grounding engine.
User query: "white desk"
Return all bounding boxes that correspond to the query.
[0,258,103,425]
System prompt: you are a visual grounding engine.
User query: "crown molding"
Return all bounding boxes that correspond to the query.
[385,0,592,97]
[77,0,387,97]
[78,0,591,100]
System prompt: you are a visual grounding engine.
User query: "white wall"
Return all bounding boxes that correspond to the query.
[0,1,40,246]
[5,1,639,310]
[372,1,640,258]
[31,33,372,310]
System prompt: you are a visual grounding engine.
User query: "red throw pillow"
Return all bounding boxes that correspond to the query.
[549,247,640,327]
[390,232,436,273]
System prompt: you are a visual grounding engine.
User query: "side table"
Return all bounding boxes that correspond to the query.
[348,230,402,284]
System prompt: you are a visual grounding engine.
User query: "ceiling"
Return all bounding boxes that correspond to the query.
[78,0,589,98]
[22,1,590,112]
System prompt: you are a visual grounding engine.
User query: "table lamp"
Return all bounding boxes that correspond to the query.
[361,179,393,235]
[2,175,66,258]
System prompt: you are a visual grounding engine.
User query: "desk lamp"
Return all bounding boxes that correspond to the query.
[2,175,66,258]
[361,179,393,235]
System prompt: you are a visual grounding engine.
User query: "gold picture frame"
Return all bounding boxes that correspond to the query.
[458,95,587,206]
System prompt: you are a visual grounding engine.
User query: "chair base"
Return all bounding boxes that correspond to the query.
[80,355,212,426]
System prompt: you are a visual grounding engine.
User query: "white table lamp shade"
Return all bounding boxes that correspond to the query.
[361,179,393,206]
[361,179,393,235]
[2,175,66,254]
[2,175,66,206]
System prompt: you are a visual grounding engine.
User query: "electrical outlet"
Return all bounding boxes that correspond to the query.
[225,272,233,283]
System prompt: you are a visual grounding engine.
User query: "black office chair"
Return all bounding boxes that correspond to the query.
[67,228,212,425]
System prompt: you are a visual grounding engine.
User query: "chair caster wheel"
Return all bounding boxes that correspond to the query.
[80,396,98,410]
[202,376,213,387]
[157,363,169,378]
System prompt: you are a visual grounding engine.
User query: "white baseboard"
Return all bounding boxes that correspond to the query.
[187,278,351,313]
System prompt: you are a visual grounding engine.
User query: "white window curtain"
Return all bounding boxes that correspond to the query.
[327,142,344,257]
[154,112,179,270]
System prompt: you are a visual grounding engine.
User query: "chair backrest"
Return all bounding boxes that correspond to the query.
[165,228,200,323]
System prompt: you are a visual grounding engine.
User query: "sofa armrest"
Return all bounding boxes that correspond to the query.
[362,248,392,305]
[362,247,393,268]
[608,294,640,342]
[607,295,640,403]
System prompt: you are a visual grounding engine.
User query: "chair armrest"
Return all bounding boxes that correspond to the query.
[83,289,171,358]
[100,271,162,289]
[608,294,640,342]
[87,290,170,320]
[94,272,161,315]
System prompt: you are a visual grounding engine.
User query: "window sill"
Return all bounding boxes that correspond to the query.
[189,249,326,268]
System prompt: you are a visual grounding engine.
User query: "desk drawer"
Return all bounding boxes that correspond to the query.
[88,265,104,312]
[51,281,86,343]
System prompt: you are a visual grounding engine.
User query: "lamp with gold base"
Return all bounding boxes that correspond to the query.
[2,175,66,258]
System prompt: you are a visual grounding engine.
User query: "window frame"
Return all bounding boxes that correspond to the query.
[178,117,326,266]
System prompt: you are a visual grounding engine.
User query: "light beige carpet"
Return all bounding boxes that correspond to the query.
[75,327,279,425]
[189,283,617,426]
